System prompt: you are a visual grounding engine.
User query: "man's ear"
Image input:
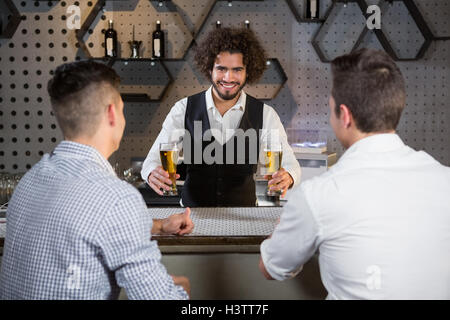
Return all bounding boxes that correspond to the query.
[339,104,353,129]
[106,103,117,127]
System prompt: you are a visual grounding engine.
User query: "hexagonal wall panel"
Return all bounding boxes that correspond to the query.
[413,0,450,40]
[312,0,367,62]
[171,0,217,36]
[372,0,433,60]
[111,59,172,102]
[312,0,434,62]
[0,0,22,39]
[245,58,288,101]
[77,0,193,59]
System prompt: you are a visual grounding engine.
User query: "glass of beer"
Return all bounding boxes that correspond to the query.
[263,142,283,196]
[159,142,179,196]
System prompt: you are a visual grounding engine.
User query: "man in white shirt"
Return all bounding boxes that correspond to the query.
[141,27,301,207]
[259,48,450,299]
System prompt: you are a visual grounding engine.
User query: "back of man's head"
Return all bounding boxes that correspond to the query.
[47,60,121,139]
[331,48,406,133]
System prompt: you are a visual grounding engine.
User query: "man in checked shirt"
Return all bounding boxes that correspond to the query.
[0,60,193,300]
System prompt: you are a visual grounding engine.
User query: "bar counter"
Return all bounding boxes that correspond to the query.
[147,207,326,299]
[0,207,327,299]
[151,206,278,256]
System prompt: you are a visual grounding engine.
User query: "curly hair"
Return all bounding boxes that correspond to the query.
[194,27,268,84]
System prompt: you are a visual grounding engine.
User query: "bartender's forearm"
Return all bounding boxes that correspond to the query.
[141,155,159,183]
[283,165,300,188]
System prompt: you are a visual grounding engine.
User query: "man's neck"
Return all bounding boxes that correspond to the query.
[68,134,114,160]
[211,88,242,116]
[345,130,396,149]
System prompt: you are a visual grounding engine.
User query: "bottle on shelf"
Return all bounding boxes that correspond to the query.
[152,20,165,59]
[105,20,118,58]
[244,20,250,29]
[305,0,320,20]
[216,20,221,29]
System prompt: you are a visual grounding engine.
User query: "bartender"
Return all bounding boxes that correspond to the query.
[141,27,301,207]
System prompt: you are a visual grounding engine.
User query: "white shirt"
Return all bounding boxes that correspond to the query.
[141,87,301,186]
[261,133,450,300]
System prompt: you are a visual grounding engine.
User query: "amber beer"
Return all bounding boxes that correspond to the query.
[159,143,179,196]
[264,143,283,196]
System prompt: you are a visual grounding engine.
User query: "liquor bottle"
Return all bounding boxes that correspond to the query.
[152,20,165,59]
[244,20,250,29]
[216,20,221,29]
[105,20,118,58]
[305,0,320,19]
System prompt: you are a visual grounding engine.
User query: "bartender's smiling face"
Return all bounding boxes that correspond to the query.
[211,51,247,101]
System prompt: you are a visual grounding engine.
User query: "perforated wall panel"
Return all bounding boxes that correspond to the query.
[0,0,449,175]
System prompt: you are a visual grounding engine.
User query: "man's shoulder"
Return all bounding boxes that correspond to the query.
[298,161,351,206]
[37,153,141,204]
[84,170,141,200]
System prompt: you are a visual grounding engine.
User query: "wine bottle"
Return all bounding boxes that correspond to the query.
[105,20,118,58]
[305,0,320,19]
[216,20,221,29]
[152,20,165,59]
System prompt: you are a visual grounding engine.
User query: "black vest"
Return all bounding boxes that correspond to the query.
[182,91,264,207]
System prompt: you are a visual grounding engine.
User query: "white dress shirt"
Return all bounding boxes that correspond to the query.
[141,87,301,186]
[261,133,450,299]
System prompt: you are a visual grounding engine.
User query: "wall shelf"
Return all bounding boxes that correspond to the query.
[312,0,434,62]
[0,0,22,39]
[111,58,173,102]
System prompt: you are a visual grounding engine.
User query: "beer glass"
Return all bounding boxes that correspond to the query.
[159,142,179,196]
[263,142,283,196]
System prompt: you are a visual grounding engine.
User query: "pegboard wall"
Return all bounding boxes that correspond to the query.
[0,0,449,174]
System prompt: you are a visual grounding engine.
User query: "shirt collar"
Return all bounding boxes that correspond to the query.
[52,140,116,175]
[206,86,246,112]
[340,133,406,161]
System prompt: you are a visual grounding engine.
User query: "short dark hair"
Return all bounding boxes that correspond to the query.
[194,27,268,84]
[47,60,121,138]
[331,48,406,133]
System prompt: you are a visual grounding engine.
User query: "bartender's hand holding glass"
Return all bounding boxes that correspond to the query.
[148,142,180,196]
[264,168,294,198]
[148,166,180,195]
[263,142,293,197]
